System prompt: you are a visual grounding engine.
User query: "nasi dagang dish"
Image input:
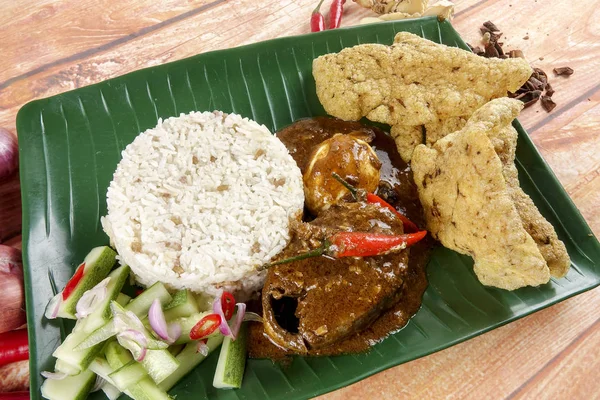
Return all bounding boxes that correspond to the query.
[40,32,570,400]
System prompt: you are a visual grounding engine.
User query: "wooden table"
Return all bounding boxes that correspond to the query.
[1,0,599,398]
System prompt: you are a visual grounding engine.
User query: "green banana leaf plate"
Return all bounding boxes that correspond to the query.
[17,16,600,400]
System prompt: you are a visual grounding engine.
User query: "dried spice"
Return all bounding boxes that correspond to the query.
[553,66,574,76]
[467,21,558,113]
[541,95,557,112]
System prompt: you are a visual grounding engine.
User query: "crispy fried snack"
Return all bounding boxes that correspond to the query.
[469,99,571,278]
[411,98,566,290]
[313,32,532,161]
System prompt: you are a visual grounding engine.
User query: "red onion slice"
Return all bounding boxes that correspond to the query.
[75,277,110,319]
[45,293,62,319]
[212,295,232,337]
[196,339,209,356]
[111,303,145,333]
[212,295,247,340]
[148,299,169,341]
[148,299,182,344]
[117,329,148,362]
[229,303,246,340]
[167,323,182,343]
[41,371,68,380]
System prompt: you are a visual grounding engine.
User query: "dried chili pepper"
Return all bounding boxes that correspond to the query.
[329,0,346,29]
[310,0,326,32]
[332,172,419,232]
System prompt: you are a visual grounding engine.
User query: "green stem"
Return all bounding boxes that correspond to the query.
[261,241,330,270]
[331,172,358,200]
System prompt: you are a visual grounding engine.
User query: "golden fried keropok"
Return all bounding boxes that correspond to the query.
[410,98,569,290]
[468,99,571,278]
[313,32,532,161]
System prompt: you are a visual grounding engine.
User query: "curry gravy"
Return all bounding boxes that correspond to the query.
[248,117,431,358]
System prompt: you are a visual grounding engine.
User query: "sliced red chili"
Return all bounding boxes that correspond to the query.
[221,291,236,321]
[189,314,222,340]
[62,263,85,300]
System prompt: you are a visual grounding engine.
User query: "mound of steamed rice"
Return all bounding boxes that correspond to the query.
[101,111,304,299]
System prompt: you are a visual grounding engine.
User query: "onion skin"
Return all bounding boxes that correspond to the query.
[0,360,29,392]
[0,391,30,399]
[0,128,18,182]
[0,173,21,243]
[0,246,25,334]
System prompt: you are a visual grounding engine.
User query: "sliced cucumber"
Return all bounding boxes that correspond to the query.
[193,292,214,312]
[53,266,130,374]
[54,359,80,376]
[101,381,122,400]
[76,265,131,333]
[89,356,126,400]
[126,282,172,316]
[106,342,171,400]
[132,378,172,400]
[89,356,118,385]
[111,302,179,384]
[159,335,224,391]
[54,329,105,375]
[213,324,248,389]
[168,344,184,357]
[105,341,133,369]
[116,292,131,306]
[109,360,147,391]
[74,282,172,351]
[41,367,95,400]
[52,246,117,319]
[163,290,199,321]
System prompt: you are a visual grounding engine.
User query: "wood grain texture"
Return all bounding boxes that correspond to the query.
[0,0,599,398]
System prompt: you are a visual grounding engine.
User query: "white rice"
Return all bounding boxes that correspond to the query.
[101,111,304,299]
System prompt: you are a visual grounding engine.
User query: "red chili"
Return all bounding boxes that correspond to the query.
[62,262,85,300]
[332,173,419,232]
[0,329,29,367]
[310,0,326,32]
[329,0,346,29]
[221,291,235,321]
[0,392,30,400]
[189,314,221,340]
[366,193,419,232]
[330,231,428,258]
[266,230,427,268]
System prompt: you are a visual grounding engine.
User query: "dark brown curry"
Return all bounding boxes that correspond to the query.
[248,117,431,359]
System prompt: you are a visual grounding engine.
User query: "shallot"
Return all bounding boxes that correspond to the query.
[0,128,18,181]
[0,245,25,333]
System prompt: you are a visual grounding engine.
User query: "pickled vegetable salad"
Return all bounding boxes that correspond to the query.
[41,246,254,400]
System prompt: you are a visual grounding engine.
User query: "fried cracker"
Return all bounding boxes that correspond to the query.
[468,99,571,278]
[411,100,551,290]
[313,32,532,161]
